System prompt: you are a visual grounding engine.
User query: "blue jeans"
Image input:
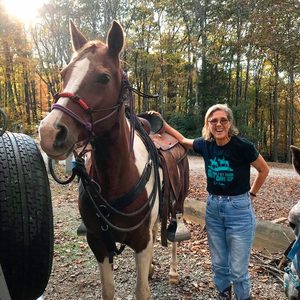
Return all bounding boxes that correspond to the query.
[205,193,256,300]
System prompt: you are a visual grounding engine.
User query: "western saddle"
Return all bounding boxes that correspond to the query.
[138,112,190,246]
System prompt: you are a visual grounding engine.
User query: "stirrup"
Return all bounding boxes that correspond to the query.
[167,213,191,242]
[77,221,87,236]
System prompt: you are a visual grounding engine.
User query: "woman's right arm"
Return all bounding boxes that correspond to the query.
[164,122,194,150]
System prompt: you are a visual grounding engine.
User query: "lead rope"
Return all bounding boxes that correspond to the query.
[48,134,92,185]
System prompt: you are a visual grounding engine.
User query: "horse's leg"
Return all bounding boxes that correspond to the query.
[98,258,115,300]
[135,238,154,299]
[86,234,115,300]
[149,221,159,279]
[169,242,179,284]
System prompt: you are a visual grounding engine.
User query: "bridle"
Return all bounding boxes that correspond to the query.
[52,71,131,136]
[52,92,122,133]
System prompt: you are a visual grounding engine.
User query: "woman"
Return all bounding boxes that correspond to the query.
[163,104,269,300]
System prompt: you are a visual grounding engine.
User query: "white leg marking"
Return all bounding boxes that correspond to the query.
[135,237,153,300]
[98,258,115,300]
[169,242,179,284]
[149,222,159,279]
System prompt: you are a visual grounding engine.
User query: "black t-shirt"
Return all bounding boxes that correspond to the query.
[193,136,259,196]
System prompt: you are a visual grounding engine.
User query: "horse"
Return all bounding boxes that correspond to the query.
[284,145,300,300]
[39,20,190,299]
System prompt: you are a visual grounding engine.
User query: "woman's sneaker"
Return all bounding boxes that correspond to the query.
[217,286,232,300]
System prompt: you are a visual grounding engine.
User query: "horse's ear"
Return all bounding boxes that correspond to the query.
[107,21,124,57]
[291,145,300,175]
[69,20,88,52]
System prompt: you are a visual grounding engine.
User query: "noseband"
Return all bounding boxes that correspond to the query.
[52,72,132,135]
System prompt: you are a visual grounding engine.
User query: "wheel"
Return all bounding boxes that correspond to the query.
[0,132,53,300]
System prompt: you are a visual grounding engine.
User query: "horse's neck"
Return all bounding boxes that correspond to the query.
[93,115,131,165]
[90,115,139,196]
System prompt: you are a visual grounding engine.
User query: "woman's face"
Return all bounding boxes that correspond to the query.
[207,110,231,145]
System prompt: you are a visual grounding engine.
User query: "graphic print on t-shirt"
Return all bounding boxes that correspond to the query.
[207,157,234,186]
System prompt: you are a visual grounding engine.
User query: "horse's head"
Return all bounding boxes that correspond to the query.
[39,20,125,160]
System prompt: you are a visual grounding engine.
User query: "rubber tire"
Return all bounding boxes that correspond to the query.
[0,132,53,300]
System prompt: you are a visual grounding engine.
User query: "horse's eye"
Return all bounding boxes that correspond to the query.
[96,74,110,84]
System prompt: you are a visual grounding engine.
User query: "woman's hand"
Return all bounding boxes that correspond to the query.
[147,110,162,117]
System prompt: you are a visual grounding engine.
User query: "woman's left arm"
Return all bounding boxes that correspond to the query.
[250,154,270,196]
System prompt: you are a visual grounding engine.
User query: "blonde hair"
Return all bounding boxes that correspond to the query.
[202,103,239,140]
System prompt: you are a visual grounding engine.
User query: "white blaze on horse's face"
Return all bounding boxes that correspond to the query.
[63,58,91,93]
[38,57,90,160]
[55,58,92,120]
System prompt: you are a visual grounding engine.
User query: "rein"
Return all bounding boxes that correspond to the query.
[75,112,160,232]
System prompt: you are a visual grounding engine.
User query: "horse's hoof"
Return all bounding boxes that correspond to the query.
[77,221,87,236]
[148,264,154,279]
[169,274,179,285]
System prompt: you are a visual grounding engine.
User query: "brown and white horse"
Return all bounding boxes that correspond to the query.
[39,21,184,299]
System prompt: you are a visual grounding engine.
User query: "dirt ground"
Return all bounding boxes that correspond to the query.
[43,155,299,299]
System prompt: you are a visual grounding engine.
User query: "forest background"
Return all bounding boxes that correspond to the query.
[0,0,299,163]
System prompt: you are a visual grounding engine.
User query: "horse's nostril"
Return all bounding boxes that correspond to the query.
[54,124,68,149]
[289,222,296,230]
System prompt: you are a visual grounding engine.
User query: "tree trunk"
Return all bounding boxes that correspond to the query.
[235,6,242,109]
[287,62,295,163]
[22,67,31,126]
[198,0,208,121]
[253,60,263,133]
[272,53,279,162]
[244,46,251,125]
